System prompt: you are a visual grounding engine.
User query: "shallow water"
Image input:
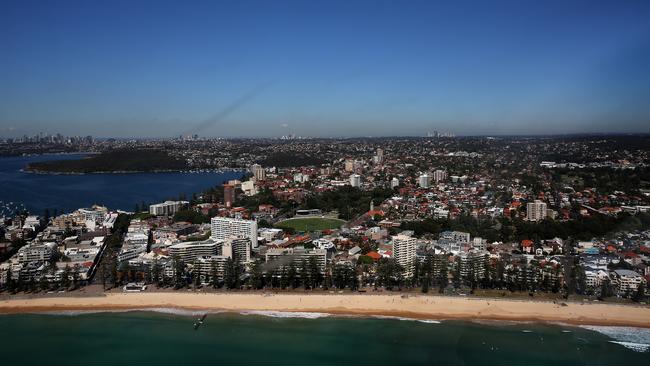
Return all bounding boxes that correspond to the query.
[1,311,648,365]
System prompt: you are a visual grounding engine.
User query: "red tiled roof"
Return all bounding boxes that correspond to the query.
[366,251,381,260]
[521,239,534,247]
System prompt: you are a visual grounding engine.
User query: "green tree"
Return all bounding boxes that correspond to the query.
[287,263,298,289]
[376,258,404,290]
[300,260,310,289]
[250,261,264,290]
[632,282,646,303]
[61,265,71,289]
[210,261,219,288]
[152,258,161,287]
[308,257,322,289]
[39,274,49,292]
[173,255,185,289]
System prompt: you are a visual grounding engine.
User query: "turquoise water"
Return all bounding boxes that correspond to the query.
[1,311,648,365]
[0,154,243,214]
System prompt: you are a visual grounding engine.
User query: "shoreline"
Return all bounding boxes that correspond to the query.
[1,292,649,328]
[21,167,246,175]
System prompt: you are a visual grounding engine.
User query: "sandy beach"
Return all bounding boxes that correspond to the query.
[1,292,649,327]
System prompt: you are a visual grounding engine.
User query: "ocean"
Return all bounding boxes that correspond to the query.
[0,154,243,215]
[0,311,648,365]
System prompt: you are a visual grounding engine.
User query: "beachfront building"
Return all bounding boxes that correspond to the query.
[610,269,644,295]
[222,237,251,264]
[168,240,221,263]
[457,250,489,280]
[210,217,258,248]
[193,255,230,282]
[392,234,417,277]
[265,247,327,274]
[149,200,189,216]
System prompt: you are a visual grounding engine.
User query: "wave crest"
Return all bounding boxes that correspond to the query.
[581,325,650,352]
[239,311,331,319]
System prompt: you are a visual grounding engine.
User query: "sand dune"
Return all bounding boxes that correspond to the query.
[1,292,649,327]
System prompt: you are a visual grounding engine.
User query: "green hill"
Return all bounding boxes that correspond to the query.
[26,149,188,173]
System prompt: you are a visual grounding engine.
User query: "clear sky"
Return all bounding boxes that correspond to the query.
[1,0,649,138]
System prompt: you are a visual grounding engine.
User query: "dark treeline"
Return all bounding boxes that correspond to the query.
[401,212,650,242]
[551,167,650,195]
[259,151,327,168]
[26,149,187,173]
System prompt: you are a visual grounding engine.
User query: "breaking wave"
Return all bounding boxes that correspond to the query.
[239,311,331,319]
[580,325,650,352]
[371,315,441,324]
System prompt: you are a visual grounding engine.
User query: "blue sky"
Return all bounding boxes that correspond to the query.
[1,0,649,137]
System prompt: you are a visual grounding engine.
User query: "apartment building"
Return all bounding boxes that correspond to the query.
[392,234,417,276]
[149,200,189,216]
[168,240,221,263]
[210,217,258,248]
[526,200,548,222]
[265,247,327,273]
[611,269,644,295]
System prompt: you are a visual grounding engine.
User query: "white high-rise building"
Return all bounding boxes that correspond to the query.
[391,177,400,189]
[210,217,259,248]
[392,234,417,277]
[373,148,384,164]
[149,201,189,216]
[418,174,430,188]
[350,174,362,188]
[526,200,548,222]
[433,169,448,182]
[250,164,266,181]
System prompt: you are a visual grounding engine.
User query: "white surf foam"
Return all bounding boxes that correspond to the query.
[580,325,650,352]
[608,341,650,352]
[370,315,441,324]
[239,311,331,319]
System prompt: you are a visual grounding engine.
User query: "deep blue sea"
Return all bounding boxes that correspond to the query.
[0,154,243,215]
[0,311,649,365]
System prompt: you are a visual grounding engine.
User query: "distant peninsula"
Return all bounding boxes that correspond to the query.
[25,149,188,174]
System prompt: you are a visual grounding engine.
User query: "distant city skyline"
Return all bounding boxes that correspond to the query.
[1,0,650,138]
